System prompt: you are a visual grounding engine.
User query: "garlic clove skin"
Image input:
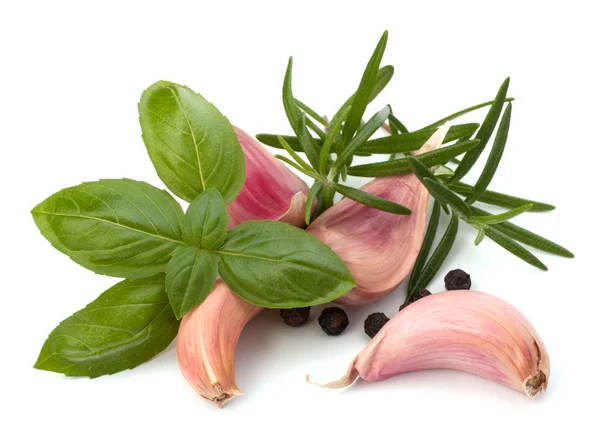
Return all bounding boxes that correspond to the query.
[309,290,550,399]
[307,123,451,306]
[177,281,263,408]
[228,126,310,229]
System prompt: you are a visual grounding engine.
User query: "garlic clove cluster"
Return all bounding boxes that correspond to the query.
[309,290,550,398]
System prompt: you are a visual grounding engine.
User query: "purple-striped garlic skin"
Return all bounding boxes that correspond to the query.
[307,124,450,306]
[310,290,550,399]
[228,127,310,229]
[177,281,264,408]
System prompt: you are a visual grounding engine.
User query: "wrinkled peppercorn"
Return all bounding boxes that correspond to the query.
[400,288,431,311]
[280,307,311,327]
[445,269,471,290]
[318,307,349,336]
[364,312,389,338]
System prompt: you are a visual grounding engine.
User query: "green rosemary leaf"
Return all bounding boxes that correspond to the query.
[313,185,335,219]
[422,178,471,218]
[348,139,479,177]
[319,107,349,174]
[342,31,389,144]
[470,206,574,258]
[256,134,321,151]
[484,226,548,270]
[274,155,319,179]
[466,103,512,204]
[341,165,348,181]
[411,212,459,292]
[332,182,411,214]
[474,225,486,246]
[420,97,515,130]
[305,182,323,225]
[408,201,441,295]
[295,99,326,125]
[451,78,510,183]
[282,58,320,168]
[470,204,532,225]
[433,165,455,177]
[277,136,314,172]
[336,106,390,167]
[408,156,437,182]
[449,181,555,212]
[305,117,327,140]
[336,65,395,121]
[360,123,479,154]
[387,106,400,136]
[389,112,409,134]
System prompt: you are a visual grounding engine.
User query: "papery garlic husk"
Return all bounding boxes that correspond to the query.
[306,123,451,306]
[177,281,263,408]
[309,290,550,398]
[228,126,310,228]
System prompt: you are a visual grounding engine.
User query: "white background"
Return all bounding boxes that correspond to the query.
[1,1,598,442]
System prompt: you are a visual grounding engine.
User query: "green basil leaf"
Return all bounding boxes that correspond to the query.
[34,274,179,378]
[466,103,512,204]
[166,247,218,319]
[451,78,510,183]
[342,31,389,144]
[348,139,479,177]
[408,201,441,296]
[139,80,245,204]
[411,213,459,293]
[31,179,186,279]
[333,182,411,215]
[183,188,228,250]
[422,178,472,218]
[360,123,479,154]
[470,207,574,258]
[469,204,532,225]
[216,221,356,308]
[484,226,548,270]
[449,181,555,212]
[420,97,515,130]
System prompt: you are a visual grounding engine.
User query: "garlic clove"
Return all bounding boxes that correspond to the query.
[228,126,311,229]
[177,281,263,408]
[306,123,451,306]
[309,290,550,399]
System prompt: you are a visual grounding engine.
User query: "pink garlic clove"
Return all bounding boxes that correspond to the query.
[307,123,451,306]
[228,126,311,229]
[309,290,550,399]
[177,281,263,408]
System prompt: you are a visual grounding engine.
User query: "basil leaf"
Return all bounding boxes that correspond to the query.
[31,179,186,279]
[34,274,179,378]
[451,78,510,183]
[216,221,356,308]
[333,182,411,215]
[348,139,479,177]
[139,80,245,204]
[166,247,218,319]
[342,31,388,144]
[184,188,228,250]
[449,181,555,212]
[360,123,479,154]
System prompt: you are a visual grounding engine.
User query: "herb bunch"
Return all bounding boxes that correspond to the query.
[259,31,573,294]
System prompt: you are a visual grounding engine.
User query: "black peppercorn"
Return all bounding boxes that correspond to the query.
[410,288,431,302]
[318,307,349,336]
[280,307,311,327]
[364,312,389,338]
[444,269,471,290]
[399,302,407,312]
